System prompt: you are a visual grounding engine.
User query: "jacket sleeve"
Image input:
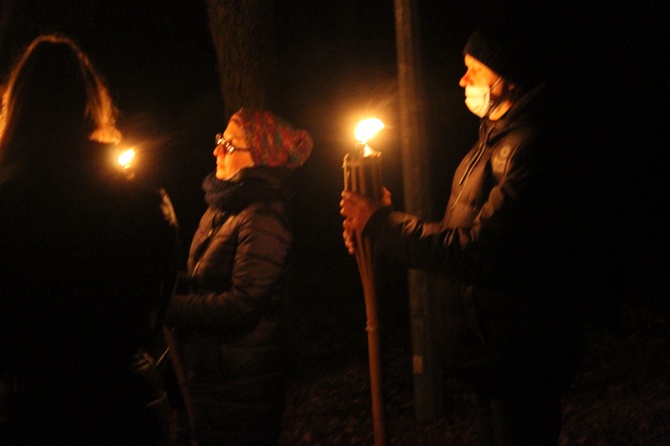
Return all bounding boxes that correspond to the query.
[165,206,291,333]
[364,139,543,283]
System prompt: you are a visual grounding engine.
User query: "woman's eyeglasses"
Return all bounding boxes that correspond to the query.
[215,133,251,154]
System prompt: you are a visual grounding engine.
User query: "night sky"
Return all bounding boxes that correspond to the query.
[1,0,669,290]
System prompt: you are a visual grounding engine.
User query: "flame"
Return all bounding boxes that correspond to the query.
[118,148,135,169]
[362,144,378,157]
[355,118,384,144]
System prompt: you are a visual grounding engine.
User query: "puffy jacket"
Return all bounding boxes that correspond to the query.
[165,167,292,444]
[364,85,582,387]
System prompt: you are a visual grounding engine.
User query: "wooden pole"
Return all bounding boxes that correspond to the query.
[343,151,387,446]
[394,0,444,420]
[162,326,199,446]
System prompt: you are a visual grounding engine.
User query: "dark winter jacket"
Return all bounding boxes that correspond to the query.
[165,166,293,445]
[0,143,179,445]
[364,85,582,389]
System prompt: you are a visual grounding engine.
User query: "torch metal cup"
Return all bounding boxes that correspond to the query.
[343,144,383,200]
[342,145,387,446]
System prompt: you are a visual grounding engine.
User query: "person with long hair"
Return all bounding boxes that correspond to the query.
[0,34,179,445]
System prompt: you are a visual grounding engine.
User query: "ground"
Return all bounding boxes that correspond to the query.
[278,266,670,445]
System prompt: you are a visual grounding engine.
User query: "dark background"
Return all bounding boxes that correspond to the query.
[2,0,668,304]
[2,0,667,241]
[2,1,670,444]
[1,0,668,382]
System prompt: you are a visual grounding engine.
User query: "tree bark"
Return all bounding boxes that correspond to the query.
[204,0,277,118]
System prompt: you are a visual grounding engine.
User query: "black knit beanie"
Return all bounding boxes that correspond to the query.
[463,20,548,88]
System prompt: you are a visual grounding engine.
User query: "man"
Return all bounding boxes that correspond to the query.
[340,21,583,446]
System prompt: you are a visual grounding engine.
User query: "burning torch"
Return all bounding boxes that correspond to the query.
[342,118,387,446]
[116,142,195,440]
[116,147,137,180]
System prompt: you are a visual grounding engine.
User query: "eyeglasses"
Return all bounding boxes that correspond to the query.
[215,133,251,154]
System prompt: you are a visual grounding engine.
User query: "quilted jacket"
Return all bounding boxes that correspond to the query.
[364,85,583,389]
[166,167,292,444]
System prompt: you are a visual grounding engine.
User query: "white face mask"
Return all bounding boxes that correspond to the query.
[464,77,502,118]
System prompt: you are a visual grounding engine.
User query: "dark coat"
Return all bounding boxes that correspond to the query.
[0,143,179,445]
[364,85,582,391]
[166,167,292,445]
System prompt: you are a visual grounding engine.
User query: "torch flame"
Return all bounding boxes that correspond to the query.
[118,148,136,169]
[355,118,385,144]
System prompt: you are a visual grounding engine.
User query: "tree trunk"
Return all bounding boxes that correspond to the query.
[204,0,277,118]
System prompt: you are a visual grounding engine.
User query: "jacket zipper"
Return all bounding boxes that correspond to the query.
[451,123,495,210]
[192,212,229,277]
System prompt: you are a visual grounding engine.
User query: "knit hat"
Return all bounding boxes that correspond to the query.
[229,108,313,168]
[463,20,547,88]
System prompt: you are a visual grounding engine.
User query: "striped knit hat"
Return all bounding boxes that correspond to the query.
[230,108,313,168]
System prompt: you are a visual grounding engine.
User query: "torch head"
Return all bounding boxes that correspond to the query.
[343,119,384,199]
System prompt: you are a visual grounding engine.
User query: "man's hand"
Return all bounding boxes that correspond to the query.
[340,188,391,254]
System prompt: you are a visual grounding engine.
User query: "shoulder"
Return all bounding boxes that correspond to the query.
[238,199,289,228]
[229,200,291,248]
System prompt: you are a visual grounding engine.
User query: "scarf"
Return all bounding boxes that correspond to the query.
[202,169,284,214]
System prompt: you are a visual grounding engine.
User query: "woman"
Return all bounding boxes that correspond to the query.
[0,35,179,445]
[165,108,312,446]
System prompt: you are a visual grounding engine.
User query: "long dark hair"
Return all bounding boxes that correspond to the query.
[0,34,121,166]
